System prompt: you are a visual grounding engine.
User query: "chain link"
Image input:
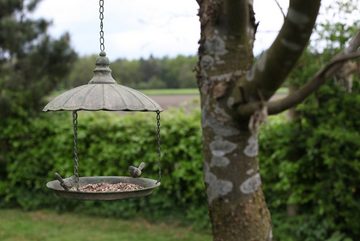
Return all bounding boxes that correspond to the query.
[72,111,80,190]
[156,111,162,183]
[99,0,105,52]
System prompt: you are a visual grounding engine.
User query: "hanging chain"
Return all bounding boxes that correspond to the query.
[156,111,162,183]
[72,111,80,190]
[99,0,105,52]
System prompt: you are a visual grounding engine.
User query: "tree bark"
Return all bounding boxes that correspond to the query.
[196,0,321,240]
[197,1,272,240]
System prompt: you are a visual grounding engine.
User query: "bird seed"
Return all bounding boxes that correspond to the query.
[71,182,143,192]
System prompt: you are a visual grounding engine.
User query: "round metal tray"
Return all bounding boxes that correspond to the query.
[46,176,160,200]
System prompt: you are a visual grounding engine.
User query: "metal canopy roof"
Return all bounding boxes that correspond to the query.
[43,53,163,112]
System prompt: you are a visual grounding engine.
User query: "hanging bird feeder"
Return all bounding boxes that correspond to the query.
[44,0,162,200]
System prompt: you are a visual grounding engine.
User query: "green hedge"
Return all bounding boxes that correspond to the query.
[1,84,360,240]
[0,108,209,228]
[260,82,360,241]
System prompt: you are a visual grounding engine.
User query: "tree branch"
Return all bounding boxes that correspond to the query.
[274,0,286,19]
[345,31,360,53]
[222,0,250,42]
[266,52,360,114]
[243,0,321,100]
[237,52,360,116]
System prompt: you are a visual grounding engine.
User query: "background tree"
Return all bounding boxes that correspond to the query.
[196,0,360,240]
[62,55,97,89]
[0,0,76,119]
[65,55,197,89]
[0,0,76,197]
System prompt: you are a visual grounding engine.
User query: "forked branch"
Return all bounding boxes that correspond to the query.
[243,0,321,100]
[237,52,360,116]
[236,30,360,116]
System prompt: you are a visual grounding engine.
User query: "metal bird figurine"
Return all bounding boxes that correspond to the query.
[54,172,77,191]
[128,162,146,178]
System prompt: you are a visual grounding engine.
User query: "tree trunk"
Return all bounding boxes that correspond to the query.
[197,0,272,240]
[195,0,360,239]
[196,0,323,239]
[200,118,272,241]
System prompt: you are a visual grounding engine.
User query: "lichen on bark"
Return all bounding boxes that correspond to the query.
[197,0,322,240]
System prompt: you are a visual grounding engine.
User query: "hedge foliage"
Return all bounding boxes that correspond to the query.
[260,81,360,241]
[0,108,209,228]
[1,83,360,240]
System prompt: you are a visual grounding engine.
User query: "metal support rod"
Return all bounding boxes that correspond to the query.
[156,111,162,183]
[72,111,80,190]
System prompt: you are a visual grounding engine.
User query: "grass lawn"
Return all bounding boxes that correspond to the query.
[0,209,211,241]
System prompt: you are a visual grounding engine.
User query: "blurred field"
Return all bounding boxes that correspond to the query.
[141,87,288,109]
[140,89,199,95]
[48,88,288,110]
[140,88,288,96]
[0,209,211,241]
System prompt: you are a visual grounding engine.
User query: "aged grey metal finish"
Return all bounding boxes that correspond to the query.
[47,176,161,200]
[129,162,146,178]
[72,111,80,190]
[43,0,163,201]
[43,53,162,112]
[156,111,161,183]
[43,53,163,200]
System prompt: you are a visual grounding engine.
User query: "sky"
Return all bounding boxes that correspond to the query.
[32,0,346,60]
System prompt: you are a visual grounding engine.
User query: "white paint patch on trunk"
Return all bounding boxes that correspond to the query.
[205,32,228,56]
[204,163,233,203]
[203,112,240,137]
[200,55,215,70]
[210,73,232,82]
[281,39,302,51]
[210,137,237,157]
[287,8,310,25]
[244,134,259,157]
[211,156,230,167]
[240,173,262,194]
[210,70,243,82]
[203,31,229,67]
